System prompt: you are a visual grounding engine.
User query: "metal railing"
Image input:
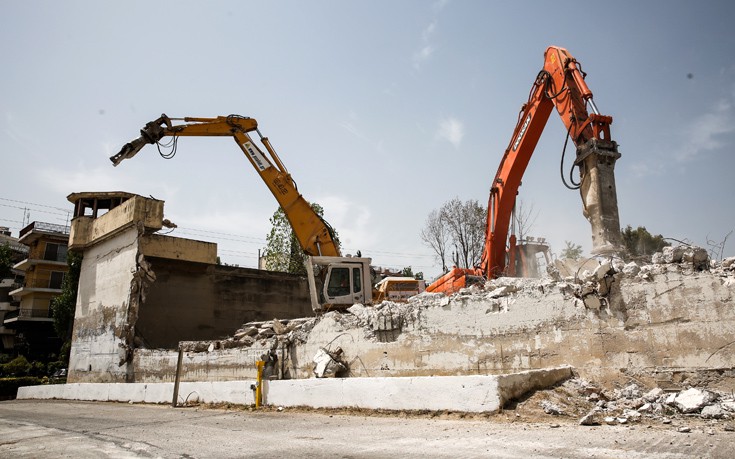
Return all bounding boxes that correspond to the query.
[19,221,70,239]
[18,307,52,319]
[20,277,64,290]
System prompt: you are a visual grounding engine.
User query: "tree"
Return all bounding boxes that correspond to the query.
[421,198,487,271]
[442,198,486,270]
[0,243,13,279]
[262,203,339,275]
[621,225,669,259]
[514,199,539,242]
[51,251,83,356]
[420,209,449,272]
[561,241,583,260]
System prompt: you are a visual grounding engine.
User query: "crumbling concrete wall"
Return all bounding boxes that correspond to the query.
[68,196,314,383]
[129,254,735,388]
[68,226,139,382]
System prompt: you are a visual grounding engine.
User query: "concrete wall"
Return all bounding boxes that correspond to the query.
[128,266,735,388]
[68,196,163,250]
[68,197,314,382]
[68,226,139,383]
[136,259,312,349]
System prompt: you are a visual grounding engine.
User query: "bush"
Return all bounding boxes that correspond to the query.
[2,355,31,376]
[30,361,46,377]
[0,377,43,399]
[47,361,65,376]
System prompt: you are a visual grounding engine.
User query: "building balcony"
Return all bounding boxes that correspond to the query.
[9,278,63,297]
[0,278,21,290]
[19,221,70,240]
[0,301,18,312]
[14,256,68,272]
[2,307,53,324]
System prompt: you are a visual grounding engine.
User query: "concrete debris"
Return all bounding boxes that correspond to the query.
[722,257,735,270]
[313,347,347,378]
[653,245,709,270]
[673,388,718,413]
[174,243,735,389]
[579,409,602,426]
[622,262,640,277]
[540,400,564,415]
[643,387,664,402]
[527,378,735,431]
[701,404,725,419]
[615,383,642,400]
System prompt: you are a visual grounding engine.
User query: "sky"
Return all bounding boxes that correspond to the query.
[2,1,734,280]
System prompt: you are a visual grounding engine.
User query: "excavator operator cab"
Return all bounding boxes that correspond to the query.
[325,263,364,304]
[306,256,373,312]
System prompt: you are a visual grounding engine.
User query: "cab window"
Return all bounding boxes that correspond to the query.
[352,268,361,293]
[327,267,350,297]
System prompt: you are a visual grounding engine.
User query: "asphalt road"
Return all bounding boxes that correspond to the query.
[0,400,732,458]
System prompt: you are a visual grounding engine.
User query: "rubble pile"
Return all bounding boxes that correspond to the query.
[183,244,735,353]
[174,244,735,384]
[179,317,316,353]
[530,378,735,430]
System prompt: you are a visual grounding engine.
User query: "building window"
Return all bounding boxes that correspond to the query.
[49,271,65,290]
[44,243,68,262]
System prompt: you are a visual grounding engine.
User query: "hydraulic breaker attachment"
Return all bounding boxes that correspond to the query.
[576,138,623,255]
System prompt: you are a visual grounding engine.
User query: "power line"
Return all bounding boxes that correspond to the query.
[0,197,69,212]
[0,202,69,217]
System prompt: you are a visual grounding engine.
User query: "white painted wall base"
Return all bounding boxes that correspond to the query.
[17,366,572,413]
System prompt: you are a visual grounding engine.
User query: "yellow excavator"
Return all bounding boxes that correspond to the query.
[110,114,422,311]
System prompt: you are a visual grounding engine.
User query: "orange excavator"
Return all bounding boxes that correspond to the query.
[427,46,623,294]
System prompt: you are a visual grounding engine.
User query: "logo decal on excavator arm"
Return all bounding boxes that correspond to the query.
[512,115,532,151]
[244,141,271,171]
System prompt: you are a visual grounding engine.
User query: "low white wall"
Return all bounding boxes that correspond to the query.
[17,367,571,413]
[17,381,256,406]
[264,375,502,412]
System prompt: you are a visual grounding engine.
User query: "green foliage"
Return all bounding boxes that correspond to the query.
[51,251,82,362]
[0,242,13,279]
[3,355,31,376]
[401,266,414,278]
[0,377,44,398]
[47,360,65,376]
[414,272,424,281]
[262,203,339,275]
[561,241,583,260]
[621,225,669,258]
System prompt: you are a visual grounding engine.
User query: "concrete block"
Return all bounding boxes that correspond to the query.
[108,383,138,403]
[210,381,255,405]
[143,383,174,404]
[75,383,110,401]
[496,366,574,406]
[674,388,717,413]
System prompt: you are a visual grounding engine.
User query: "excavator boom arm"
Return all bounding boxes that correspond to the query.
[110,114,340,258]
[480,46,622,277]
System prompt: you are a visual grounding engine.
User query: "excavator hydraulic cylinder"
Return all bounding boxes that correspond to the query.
[576,139,623,255]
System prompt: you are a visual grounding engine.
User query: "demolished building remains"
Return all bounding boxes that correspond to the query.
[64,193,735,397]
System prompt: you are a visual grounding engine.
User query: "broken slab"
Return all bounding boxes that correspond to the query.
[264,366,573,413]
